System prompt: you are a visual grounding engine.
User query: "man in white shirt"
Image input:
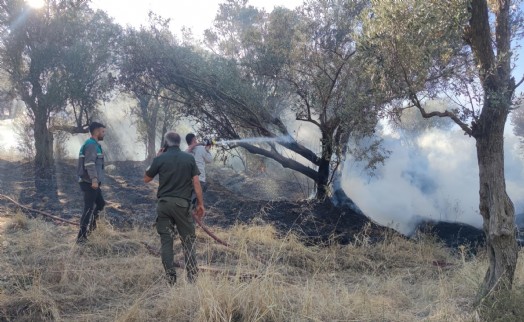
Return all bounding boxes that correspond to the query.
[185,133,213,203]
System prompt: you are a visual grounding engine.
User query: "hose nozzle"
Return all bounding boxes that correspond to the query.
[202,138,216,146]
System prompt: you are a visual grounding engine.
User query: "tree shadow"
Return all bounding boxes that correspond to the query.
[36,167,58,200]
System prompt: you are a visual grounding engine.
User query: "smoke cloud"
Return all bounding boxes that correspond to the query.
[342,125,524,235]
[66,98,145,161]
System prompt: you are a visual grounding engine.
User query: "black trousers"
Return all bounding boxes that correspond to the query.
[77,182,106,242]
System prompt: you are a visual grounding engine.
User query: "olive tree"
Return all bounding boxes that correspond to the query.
[121,0,382,199]
[360,0,523,300]
[0,0,119,181]
[119,24,183,162]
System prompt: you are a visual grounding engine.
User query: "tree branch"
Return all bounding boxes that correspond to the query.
[296,116,321,128]
[394,41,474,137]
[0,194,79,226]
[49,124,89,134]
[410,93,473,136]
[237,142,318,181]
[464,0,496,83]
[514,75,524,90]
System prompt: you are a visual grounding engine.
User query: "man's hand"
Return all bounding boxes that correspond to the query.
[156,148,165,157]
[188,142,198,153]
[91,181,99,190]
[192,176,205,220]
[194,204,205,221]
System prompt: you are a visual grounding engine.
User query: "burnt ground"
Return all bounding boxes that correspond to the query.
[415,221,486,250]
[0,159,395,245]
[1,158,520,248]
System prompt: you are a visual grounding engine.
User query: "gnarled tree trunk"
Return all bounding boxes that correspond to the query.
[316,132,333,200]
[316,159,330,199]
[475,99,518,301]
[466,0,519,301]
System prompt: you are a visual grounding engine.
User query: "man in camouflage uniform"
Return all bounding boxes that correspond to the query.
[145,131,205,284]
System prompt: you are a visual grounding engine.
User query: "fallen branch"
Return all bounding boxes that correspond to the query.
[0,194,79,226]
[0,193,230,247]
[0,195,247,277]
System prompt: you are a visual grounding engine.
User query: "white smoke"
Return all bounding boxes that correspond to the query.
[0,96,147,162]
[343,125,524,235]
[0,118,18,153]
[65,96,145,161]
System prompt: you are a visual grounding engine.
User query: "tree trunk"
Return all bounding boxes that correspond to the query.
[146,120,157,162]
[316,158,330,199]
[316,131,333,199]
[33,109,58,197]
[161,121,168,147]
[475,101,518,301]
[463,0,519,305]
[33,111,54,176]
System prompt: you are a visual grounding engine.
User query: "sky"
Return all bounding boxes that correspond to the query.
[91,0,304,37]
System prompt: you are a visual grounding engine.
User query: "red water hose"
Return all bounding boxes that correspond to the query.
[193,213,230,247]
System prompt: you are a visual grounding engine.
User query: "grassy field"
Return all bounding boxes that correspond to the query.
[0,213,523,322]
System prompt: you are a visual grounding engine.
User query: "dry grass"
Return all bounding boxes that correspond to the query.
[0,214,523,322]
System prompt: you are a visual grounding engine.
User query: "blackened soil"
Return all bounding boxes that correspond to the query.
[416,221,486,250]
[203,182,395,245]
[0,159,396,245]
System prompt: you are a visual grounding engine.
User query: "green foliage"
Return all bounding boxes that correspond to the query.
[120,0,389,197]
[62,9,121,127]
[0,0,120,129]
[207,0,379,137]
[358,0,476,123]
